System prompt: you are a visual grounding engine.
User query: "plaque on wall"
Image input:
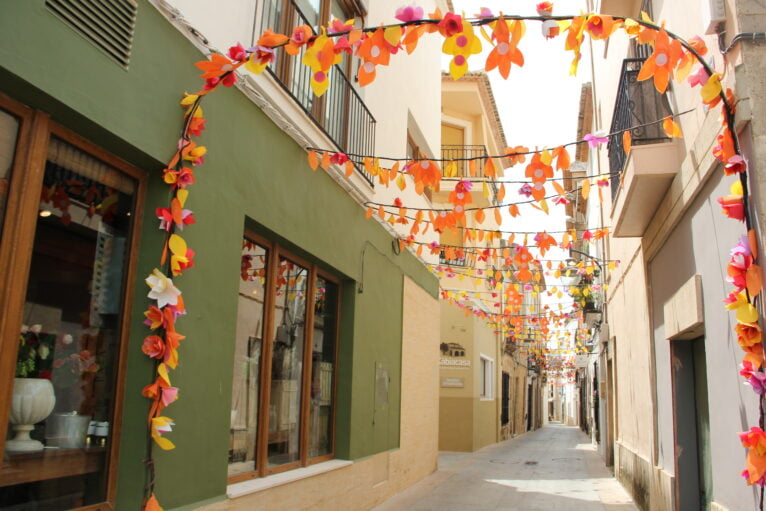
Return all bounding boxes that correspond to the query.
[441,377,465,388]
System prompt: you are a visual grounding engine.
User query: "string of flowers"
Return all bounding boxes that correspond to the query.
[305,107,694,165]
[142,3,761,509]
[140,91,211,509]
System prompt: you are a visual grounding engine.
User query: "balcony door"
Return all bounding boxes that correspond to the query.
[441,123,466,176]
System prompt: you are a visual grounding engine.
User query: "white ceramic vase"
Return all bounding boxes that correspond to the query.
[6,378,56,452]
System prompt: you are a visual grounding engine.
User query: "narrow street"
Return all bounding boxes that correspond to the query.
[374,424,636,511]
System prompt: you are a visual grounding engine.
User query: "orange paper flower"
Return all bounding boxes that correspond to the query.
[637,29,683,93]
[485,17,525,79]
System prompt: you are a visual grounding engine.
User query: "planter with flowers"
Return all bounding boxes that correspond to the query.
[7,325,57,452]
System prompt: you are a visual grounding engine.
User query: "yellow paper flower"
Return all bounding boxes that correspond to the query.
[151,416,176,450]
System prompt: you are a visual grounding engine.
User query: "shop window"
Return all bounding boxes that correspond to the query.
[0,96,144,510]
[229,233,340,481]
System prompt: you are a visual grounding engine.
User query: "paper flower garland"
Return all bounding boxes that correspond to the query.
[141,4,762,509]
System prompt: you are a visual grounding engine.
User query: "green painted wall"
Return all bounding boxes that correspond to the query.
[0,1,438,509]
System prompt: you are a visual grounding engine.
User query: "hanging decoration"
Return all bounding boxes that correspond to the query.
[143,2,762,508]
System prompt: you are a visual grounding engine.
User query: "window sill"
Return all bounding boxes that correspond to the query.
[227,459,352,499]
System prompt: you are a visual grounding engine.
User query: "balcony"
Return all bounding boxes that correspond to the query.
[254,0,376,185]
[436,145,498,206]
[607,58,681,238]
[439,248,467,267]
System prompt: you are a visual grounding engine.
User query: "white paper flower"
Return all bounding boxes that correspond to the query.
[20,324,29,334]
[38,345,50,360]
[30,324,42,334]
[63,334,73,345]
[146,269,181,308]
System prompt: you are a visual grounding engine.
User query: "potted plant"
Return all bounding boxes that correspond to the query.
[7,325,57,452]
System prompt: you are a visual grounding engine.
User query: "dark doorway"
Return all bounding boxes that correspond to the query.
[579,371,588,434]
[606,359,615,466]
[593,362,600,443]
[672,337,712,510]
[526,382,533,431]
[501,372,510,426]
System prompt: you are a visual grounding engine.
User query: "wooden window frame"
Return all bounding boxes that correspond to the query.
[228,230,341,484]
[0,92,146,511]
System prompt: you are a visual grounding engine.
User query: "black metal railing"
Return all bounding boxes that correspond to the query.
[606,58,673,198]
[441,145,488,176]
[439,249,467,267]
[253,0,376,185]
[441,144,499,199]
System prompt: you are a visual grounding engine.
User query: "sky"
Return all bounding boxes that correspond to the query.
[447,0,593,347]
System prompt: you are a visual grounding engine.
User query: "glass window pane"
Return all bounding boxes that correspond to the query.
[309,277,337,458]
[330,0,345,20]
[1,137,135,509]
[0,108,20,238]
[228,239,269,476]
[267,257,308,467]
[294,0,320,26]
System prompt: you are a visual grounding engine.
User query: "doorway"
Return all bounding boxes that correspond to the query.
[606,358,615,466]
[671,337,712,510]
[526,382,533,431]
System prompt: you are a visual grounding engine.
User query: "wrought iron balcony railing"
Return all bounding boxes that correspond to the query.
[253,0,376,185]
[439,249,467,267]
[606,58,673,199]
[441,144,498,200]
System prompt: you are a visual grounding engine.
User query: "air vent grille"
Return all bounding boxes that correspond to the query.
[46,0,137,68]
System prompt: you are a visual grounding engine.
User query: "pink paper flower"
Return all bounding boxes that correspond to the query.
[395,5,424,23]
[688,66,709,88]
[718,194,745,221]
[518,183,533,198]
[438,13,463,38]
[476,7,494,18]
[227,43,247,62]
[457,179,473,192]
[741,362,766,395]
[330,152,349,165]
[583,133,609,148]
[161,387,179,407]
[725,155,747,175]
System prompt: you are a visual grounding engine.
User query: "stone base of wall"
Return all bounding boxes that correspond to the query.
[195,449,436,511]
[615,441,674,511]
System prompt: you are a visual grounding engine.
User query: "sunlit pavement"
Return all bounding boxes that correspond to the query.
[372,424,637,511]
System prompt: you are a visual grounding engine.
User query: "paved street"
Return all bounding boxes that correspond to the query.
[373,424,637,511]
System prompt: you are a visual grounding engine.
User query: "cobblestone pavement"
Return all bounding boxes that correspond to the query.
[373,424,638,511]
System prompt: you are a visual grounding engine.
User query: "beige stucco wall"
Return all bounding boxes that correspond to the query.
[606,238,655,460]
[472,316,499,450]
[438,301,501,452]
[591,1,765,509]
[198,277,439,511]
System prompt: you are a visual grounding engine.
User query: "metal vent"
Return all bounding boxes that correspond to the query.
[46,0,137,68]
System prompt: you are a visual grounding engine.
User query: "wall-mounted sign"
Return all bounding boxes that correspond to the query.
[440,358,471,368]
[440,342,467,357]
[441,377,465,388]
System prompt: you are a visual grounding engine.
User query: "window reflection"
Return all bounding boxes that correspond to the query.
[267,258,308,467]
[309,277,337,458]
[1,137,135,509]
[229,240,269,476]
[0,108,20,238]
